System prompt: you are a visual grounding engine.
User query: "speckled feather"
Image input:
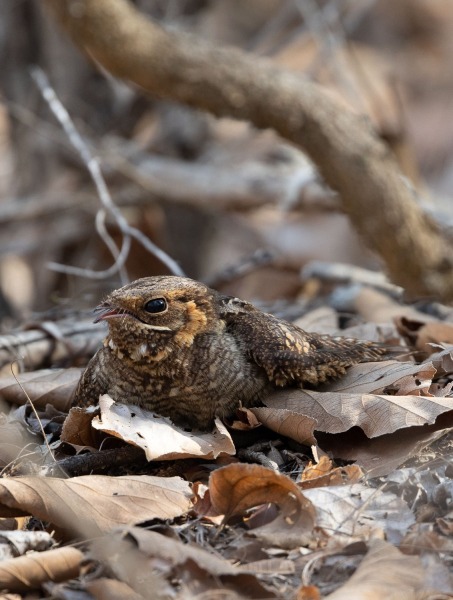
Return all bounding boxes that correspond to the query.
[72,276,392,430]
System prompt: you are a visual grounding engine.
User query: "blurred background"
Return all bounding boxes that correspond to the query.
[1,0,452,326]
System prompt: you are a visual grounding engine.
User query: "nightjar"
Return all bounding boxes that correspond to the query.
[72,276,392,429]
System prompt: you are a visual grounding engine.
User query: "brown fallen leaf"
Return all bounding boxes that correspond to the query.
[208,463,315,549]
[0,546,83,592]
[0,475,193,538]
[397,316,453,357]
[0,368,81,412]
[262,389,453,438]
[85,577,144,600]
[324,540,424,600]
[92,395,236,460]
[60,406,102,448]
[298,456,363,490]
[92,527,277,599]
[250,407,317,445]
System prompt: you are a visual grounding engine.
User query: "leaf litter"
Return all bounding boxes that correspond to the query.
[0,293,453,597]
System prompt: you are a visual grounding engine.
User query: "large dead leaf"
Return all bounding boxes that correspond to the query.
[317,418,453,477]
[303,483,414,544]
[0,475,192,538]
[208,463,315,549]
[92,395,235,460]
[317,411,453,477]
[321,360,437,396]
[92,527,277,599]
[325,540,424,600]
[0,368,81,411]
[249,407,317,446]
[261,389,453,438]
[0,546,82,592]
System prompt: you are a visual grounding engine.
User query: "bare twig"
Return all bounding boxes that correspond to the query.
[40,445,146,477]
[11,365,56,463]
[31,67,184,279]
[0,319,104,371]
[205,249,276,289]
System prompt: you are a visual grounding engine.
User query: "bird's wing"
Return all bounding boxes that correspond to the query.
[219,297,387,387]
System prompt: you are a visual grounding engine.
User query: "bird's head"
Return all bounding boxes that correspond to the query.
[94,276,221,361]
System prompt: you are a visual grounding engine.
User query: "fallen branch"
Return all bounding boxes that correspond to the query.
[41,445,146,478]
[0,320,104,371]
[44,0,453,300]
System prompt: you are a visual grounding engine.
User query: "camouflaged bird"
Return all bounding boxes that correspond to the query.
[73,276,391,430]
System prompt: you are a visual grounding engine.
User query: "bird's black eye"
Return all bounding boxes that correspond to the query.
[144,298,167,314]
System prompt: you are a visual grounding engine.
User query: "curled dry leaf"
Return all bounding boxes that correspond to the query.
[0,368,81,412]
[0,475,192,538]
[0,546,83,592]
[61,406,102,448]
[298,456,364,490]
[303,483,414,545]
[208,463,315,549]
[0,531,54,562]
[262,389,453,438]
[325,540,424,600]
[396,317,453,357]
[92,395,235,460]
[428,345,453,376]
[92,527,276,599]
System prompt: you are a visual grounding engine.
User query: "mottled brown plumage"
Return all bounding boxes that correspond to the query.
[73,276,391,430]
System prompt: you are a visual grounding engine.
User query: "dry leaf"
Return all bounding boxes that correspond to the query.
[0,546,82,592]
[349,287,435,324]
[250,407,317,445]
[92,527,276,599]
[92,395,235,460]
[0,416,33,469]
[86,577,144,600]
[0,531,54,561]
[263,389,453,438]
[325,540,424,600]
[396,317,453,357]
[209,463,315,548]
[304,483,414,544]
[61,406,101,448]
[298,456,364,490]
[0,475,193,538]
[322,360,436,396]
[318,415,453,477]
[0,368,81,411]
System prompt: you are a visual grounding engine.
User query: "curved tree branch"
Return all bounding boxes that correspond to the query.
[43,0,453,300]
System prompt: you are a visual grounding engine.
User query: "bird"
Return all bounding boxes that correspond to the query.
[72,275,393,430]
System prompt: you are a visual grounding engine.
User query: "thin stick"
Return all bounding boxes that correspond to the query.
[31,67,185,279]
[10,364,57,464]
